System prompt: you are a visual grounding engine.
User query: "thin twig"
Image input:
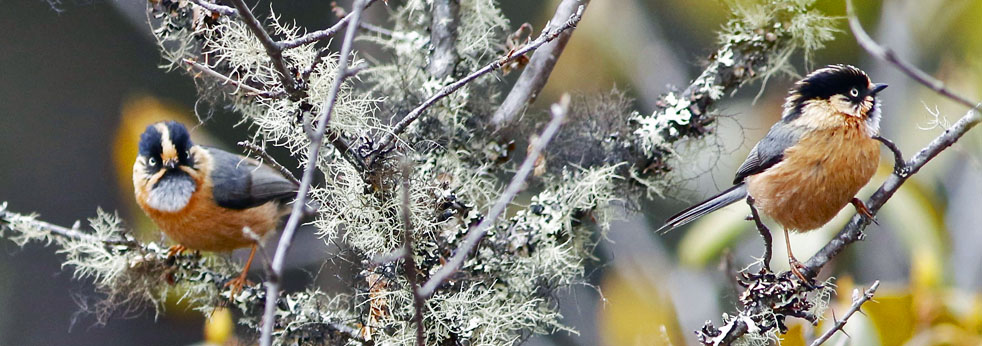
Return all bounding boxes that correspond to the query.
[227,0,300,98]
[490,0,589,127]
[237,141,301,186]
[258,1,371,345]
[417,94,570,298]
[809,281,879,346]
[399,161,426,346]
[872,135,907,176]
[846,0,979,111]
[183,59,280,98]
[369,5,586,164]
[279,2,373,50]
[360,22,393,37]
[188,0,237,16]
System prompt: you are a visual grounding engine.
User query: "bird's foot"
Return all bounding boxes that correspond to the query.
[788,257,819,289]
[224,273,254,300]
[851,198,878,225]
[167,245,187,258]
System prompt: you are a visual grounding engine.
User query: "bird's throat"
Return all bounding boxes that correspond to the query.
[147,170,196,212]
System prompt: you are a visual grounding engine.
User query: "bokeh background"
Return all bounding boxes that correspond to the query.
[1,0,980,345]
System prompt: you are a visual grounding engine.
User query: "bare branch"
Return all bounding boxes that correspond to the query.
[279,4,370,50]
[370,5,586,164]
[490,0,589,128]
[809,281,879,346]
[237,141,301,186]
[417,94,570,298]
[227,0,301,98]
[258,0,371,345]
[427,0,460,79]
[846,0,979,111]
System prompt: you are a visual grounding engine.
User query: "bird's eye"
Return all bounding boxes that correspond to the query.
[849,88,859,97]
[148,157,157,166]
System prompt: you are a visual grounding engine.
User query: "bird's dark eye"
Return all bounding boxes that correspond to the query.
[849,88,859,97]
[148,157,157,166]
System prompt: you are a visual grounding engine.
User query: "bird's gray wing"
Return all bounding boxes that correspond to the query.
[732,121,804,184]
[206,146,298,210]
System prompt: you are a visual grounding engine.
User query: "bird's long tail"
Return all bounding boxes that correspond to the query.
[656,184,748,233]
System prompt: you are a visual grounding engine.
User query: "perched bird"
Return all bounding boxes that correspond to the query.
[658,65,887,282]
[133,121,297,296]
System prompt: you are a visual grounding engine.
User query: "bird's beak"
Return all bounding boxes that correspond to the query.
[870,83,888,95]
[163,159,178,170]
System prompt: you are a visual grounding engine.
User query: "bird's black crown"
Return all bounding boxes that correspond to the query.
[793,64,871,101]
[138,121,195,165]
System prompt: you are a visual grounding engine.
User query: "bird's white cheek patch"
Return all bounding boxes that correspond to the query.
[147,177,196,212]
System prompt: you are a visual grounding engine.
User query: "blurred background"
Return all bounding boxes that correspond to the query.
[1,0,980,345]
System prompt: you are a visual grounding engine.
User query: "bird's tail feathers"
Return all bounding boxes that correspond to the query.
[656,184,748,234]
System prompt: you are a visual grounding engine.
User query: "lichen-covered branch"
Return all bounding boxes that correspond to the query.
[0,203,367,344]
[259,0,370,344]
[369,5,586,163]
[227,0,302,99]
[418,95,569,297]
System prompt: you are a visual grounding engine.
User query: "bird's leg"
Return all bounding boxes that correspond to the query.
[746,196,772,271]
[783,227,815,287]
[224,244,257,299]
[851,197,878,225]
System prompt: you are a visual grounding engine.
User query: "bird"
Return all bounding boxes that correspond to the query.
[133,121,297,297]
[657,64,888,283]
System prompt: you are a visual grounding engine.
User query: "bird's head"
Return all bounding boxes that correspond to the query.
[784,64,887,124]
[134,121,199,212]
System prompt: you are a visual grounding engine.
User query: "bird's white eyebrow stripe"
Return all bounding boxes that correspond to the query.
[154,123,178,162]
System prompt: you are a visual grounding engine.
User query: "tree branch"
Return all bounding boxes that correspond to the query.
[417,94,570,298]
[279,3,371,50]
[237,141,301,186]
[258,1,370,345]
[187,0,237,16]
[227,0,301,98]
[426,0,460,79]
[490,0,589,128]
[369,5,586,165]
[809,281,879,346]
[183,59,282,98]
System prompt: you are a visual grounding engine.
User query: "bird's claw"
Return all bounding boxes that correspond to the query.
[788,258,819,289]
[851,198,878,225]
[224,275,254,300]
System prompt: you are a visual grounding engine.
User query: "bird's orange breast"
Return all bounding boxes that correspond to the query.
[746,119,879,231]
[134,148,284,252]
[138,181,282,252]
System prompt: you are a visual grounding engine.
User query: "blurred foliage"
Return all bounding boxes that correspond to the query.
[598,268,684,346]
